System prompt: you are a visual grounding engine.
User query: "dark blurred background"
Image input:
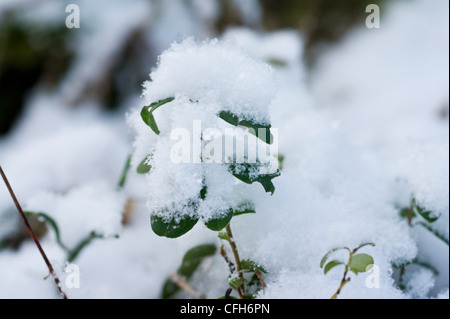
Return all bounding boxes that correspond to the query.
[0,0,382,136]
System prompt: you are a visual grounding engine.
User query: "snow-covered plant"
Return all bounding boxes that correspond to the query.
[399,197,448,245]
[128,39,280,298]
[129,39,280,238]
[320,243,375,299]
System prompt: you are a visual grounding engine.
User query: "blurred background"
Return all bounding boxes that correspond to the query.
[0,0,383,136]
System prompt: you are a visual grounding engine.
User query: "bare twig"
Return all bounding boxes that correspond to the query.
[0,166,67,299]
[331,248,355,299]
[219,245,236,274]
[254,268,267,288]
[168,273,205,299]
[225,224,244,298]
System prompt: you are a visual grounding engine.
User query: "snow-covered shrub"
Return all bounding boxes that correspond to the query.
[129,39,280,238]
[127,38,282,298]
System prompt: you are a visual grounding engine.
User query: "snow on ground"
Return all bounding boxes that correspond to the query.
[0,0,448,299]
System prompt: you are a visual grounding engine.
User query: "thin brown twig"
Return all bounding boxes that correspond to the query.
[0,166,68,299]
[219,245,236,274]
[225,224,244,298]
[254,268,267,288]
[331,249,355,299]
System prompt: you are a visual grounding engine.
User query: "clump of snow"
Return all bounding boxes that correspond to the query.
[404,269,436,299]
[142,38,276,124]
[130,39,278,223]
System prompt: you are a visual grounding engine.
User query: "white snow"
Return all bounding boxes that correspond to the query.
[0,0,447,300]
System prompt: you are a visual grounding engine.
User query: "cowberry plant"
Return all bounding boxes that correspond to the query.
[138,95,279,298]
[320,242,375,299]
[131,40,281,298]
[394,197,447,289]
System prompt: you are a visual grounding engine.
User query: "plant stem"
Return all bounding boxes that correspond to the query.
[331,250,354,299]
[254,268,267,288]
[225,224,245,297]
[0,166,68,299]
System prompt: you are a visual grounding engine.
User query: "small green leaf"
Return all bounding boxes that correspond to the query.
[414,202,440,223]
[204,208,233,231]
[151,214,199,238]
[141,107,160,135]
[277,154,285,171]
[241,259,267,274]
[267,58,287,68]
[320,247,351,268]
[349,254,374,274]
[218,111,273,144]
[229,163,280,195]
[233,202,256,216]
[162,244,216,298]
[136,156,151,174]
[400,207,415,219]
[228,276,246,289]
[117,155,131,188]
[24,211,68,252]
[324,260,344,275]
[141,97,175,135]
[67,232,103,262]
[200,185,208,200]
[218,231,229,241]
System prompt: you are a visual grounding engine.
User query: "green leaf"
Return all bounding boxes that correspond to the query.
[354,242,376,252]
[218,231,229,241]
[162,244,216,299]
[151,214,199,238]
[400,207,415,219]
[204,208,233,231]
[24,211,68,252]
[218,110,273,144]
[229,163,280,195]
[417,222,449,245]
[141,97,175,135]
[324,260,344,275]
[267,58,287,68]
[136,156,151,174]
[200,185,208,200]
[117,155,131,188]
[277,154,285,171]
[241,259,267,274]
[233,202,256,217]
[349,254,374,274]
[414,202,440,223]
[228,276,246,290]
[24,212,107,262]
[320,247,351,268]
[67,232,104,262]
